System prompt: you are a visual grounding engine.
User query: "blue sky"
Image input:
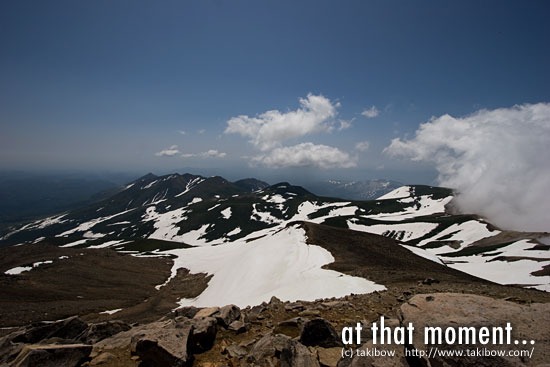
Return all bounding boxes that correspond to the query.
[1,0,549,184]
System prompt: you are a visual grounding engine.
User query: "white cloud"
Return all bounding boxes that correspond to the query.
[178,130,186,135]
[361,106,379,118]
[253,142,356,169]
[155,145,180,157]
[338,118,354,131]
[384,102,550,232]
[355,141,370,152]
[225,94,339,151]
[182,149,227,159]
[198,129,206,134]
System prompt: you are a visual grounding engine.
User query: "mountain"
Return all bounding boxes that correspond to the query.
[305,179,403,200]
[1,173,549,299]
[1,172,550,366]
[233,178,270,192]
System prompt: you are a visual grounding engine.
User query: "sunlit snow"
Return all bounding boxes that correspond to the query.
[170,226,385,308]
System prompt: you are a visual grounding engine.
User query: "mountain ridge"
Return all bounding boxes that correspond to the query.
[1,172,549,301]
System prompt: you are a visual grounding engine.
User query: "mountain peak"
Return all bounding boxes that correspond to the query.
[136,173,157,182]
[233,178,270,192]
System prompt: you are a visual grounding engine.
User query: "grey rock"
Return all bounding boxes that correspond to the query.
[79,320,130,344]
[300,318,343,348]
[11,343,92,367]
[317,347,342,367]
[401,293,550,367]
[90,351,116,366]
[247,304,267,322]
[247,333,319,367]
[274,317,308,338]
[193,307,220,319]
[13,316,88,344]
[228,320,247,334]
[188,316,217,353]
[174,306,200,319]
[131,320,193,366]
[224,344,248,359]
[215,304,241,328]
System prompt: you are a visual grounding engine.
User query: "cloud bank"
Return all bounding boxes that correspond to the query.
[253,142,356,169]
[155,145,180,157]
[385,103,550,232]
[182,150,227,159]
[362,106,379,118]
[226,94,356,169]
[225,93,339,151]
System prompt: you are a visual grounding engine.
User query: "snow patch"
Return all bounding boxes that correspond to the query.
[168,226,385,308]
[377,186,411,200]
[142,180,158,189]
[227,227,241,236]
[190,197,203,204]
[221,207,232,219]
[347,221,439,242]
[4,266,33,275]
[417,220,500,253]
[58,209,134,237]
[60,239,89,248]
[88,240,124,249]
[5,260,54,275]
[401,245,444,265]
[364,195,453,221]
[99,309,122,315]
[251,204,282,225]
[175,177,205,197]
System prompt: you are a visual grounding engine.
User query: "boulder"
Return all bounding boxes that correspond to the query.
[11,343,92,367]
[317,347,342,367]
[274,317,308,338]
[228,320,247,334]
[214,304,241,328]
[79,320,131,344]
[401,293,550,366]
[174,306,200,319]
[93,320,171,351]
[89,351,116,366]
[300,318,343,348]
[193,307,220,319]
[188,316,217,353]
[131,320,193,366]
[247,304,267,321]
[224,344,248,359]
[12,316,88,344]
[247,333,319,367]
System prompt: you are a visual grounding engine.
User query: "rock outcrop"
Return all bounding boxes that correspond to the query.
[11,344,92,367]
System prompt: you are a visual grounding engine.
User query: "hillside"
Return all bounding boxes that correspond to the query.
[1,173,550,366]
[2,173,549,296]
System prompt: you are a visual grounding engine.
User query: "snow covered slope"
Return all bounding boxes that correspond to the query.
[2,175,549,296]
[170,225,385,307]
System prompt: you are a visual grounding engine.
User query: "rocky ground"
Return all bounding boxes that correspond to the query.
[2,222,550,366]
[1,289,549,367]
